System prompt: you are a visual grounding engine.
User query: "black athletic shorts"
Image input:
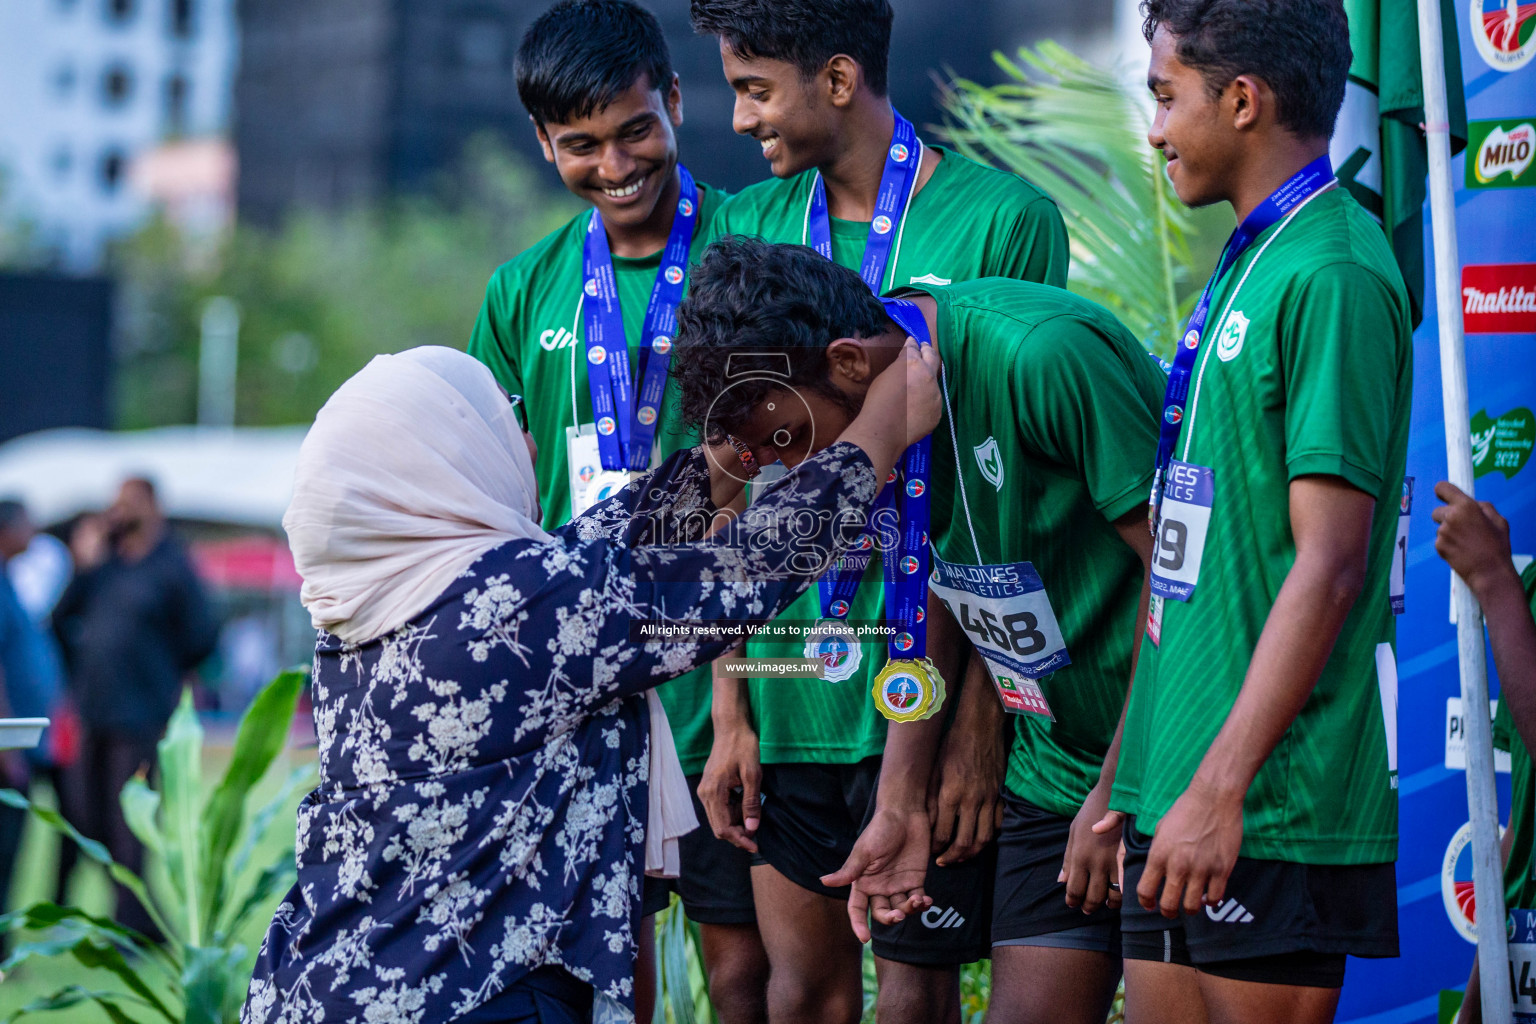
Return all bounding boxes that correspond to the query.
[670,772,757,926]
[754,757,993,965]
[1119,817,1398,988]
[990,789,1118,953]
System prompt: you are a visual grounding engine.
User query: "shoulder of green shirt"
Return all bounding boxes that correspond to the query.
[929,144,1057,212]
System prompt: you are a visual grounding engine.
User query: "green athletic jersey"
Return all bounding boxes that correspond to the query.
[468,180,728,775]
[1109,188,1413,864]
[1492,564,1536,912]
[911,279,1163,818]
[712,146,1070,764]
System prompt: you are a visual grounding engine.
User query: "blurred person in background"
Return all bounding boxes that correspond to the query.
[0,499,66,915]
[51,478,219,935]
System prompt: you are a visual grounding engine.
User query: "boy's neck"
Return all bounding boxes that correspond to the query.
[605,163,684,259]
[819,98,899,222]
[1226,135,1332,224]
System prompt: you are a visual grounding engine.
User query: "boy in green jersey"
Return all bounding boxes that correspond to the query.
[1101,2,1412,1021]
[686,2,1068,1020]
[1432,486,1536,1024]
[465,5,766,1022]
[673,237,1166,1024]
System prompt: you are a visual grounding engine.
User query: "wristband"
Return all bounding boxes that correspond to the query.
[728,437,761,480]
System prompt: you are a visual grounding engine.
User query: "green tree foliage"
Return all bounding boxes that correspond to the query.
[112,136,578,428]
[940,42,1230,358]
[0,671,311,1024]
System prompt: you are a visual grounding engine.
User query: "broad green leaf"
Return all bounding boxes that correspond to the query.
[200,668,305,937]
[218,853,295,946]
[227,762,312,888]
[0,902,178,979]
[181,944,244,1024]
[120,775,164,858]
[1,985,152,1024]
[157,688,205,946]
[70,938,179,1023]
[0,789,178,949]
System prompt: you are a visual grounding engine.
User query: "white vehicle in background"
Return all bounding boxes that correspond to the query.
[0,425,313,721]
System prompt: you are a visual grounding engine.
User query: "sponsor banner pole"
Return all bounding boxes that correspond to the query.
[1417,0,1511,1019]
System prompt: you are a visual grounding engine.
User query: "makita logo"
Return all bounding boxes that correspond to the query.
[1462,264,1536,334]
[921,906,966,929]
[1204,899,1255,924]
[1464,286,1536,315]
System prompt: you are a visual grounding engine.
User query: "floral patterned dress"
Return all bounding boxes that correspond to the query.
[242,441,876,1023]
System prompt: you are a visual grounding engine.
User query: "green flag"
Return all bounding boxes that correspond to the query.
[1333,0,1468,326]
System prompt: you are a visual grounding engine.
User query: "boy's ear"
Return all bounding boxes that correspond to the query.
[826,337,874,386]
[1227,74,1264,133]
[825,54,861,109]
[533,116,556,164]
[666,73,684,128]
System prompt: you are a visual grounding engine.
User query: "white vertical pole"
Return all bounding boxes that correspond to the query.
[198,296,239,429]
[1415,2,1511,1020]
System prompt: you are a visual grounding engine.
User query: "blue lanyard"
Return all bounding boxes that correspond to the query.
[806,111,921,292]
[1152,156,1333,505]
[812,114,924,624]
[812,298,933,661]
[875,298,933,661]
[581,165,700,472]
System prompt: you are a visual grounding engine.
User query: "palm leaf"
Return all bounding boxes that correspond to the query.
[156,689,205,947]
[199,668,305,938]
[939,40,1207,357]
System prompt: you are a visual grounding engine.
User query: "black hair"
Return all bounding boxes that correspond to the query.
[122,476,158,501]
[675,236,891,443]
[1141,0,1351,140]
[690,0,894,97]
[516,0,674,126]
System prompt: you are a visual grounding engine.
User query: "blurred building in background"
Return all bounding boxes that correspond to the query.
[234,0,1116,225]
[0,0,238,270]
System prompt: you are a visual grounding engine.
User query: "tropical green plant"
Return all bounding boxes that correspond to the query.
[939,40,1222,358]
[0,670,312,1024]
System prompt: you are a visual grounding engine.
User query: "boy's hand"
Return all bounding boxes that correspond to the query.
[1432,481,1518,600]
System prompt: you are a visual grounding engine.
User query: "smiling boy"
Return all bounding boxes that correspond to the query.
[1103,3,1412,1022]
[466,4,760,1021]
[684,2,1068,1021]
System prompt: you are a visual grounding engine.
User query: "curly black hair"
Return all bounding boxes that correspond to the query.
[674,236,890,443]
[690,0,895,97]
[1141,0,1351,140]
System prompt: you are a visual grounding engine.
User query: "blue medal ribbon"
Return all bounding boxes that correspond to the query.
[581,165,701,472]
[812,112,924,623]
[873,298,933,662]
[1151,156,1333,514]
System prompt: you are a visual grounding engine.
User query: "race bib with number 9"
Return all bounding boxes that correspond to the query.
[928,555,1069,719]
[1150,460,1214,603]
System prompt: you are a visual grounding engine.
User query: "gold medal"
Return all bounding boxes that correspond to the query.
[872,657,945,723]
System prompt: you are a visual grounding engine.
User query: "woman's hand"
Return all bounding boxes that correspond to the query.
[840,337,943,477]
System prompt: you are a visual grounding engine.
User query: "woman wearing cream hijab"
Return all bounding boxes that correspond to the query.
[242,344,938,1024]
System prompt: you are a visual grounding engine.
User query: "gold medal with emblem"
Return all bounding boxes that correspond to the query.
[871,657,946,723]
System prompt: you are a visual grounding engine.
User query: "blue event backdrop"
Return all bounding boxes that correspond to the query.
[1338,6,1536,1023]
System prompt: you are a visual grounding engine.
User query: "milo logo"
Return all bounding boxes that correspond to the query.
[1469,119,1536,188]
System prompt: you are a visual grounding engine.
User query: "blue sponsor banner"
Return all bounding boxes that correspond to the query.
[1337,7,1536,1022]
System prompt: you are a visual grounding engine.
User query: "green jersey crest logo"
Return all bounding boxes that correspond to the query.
[1471,406,1535,478]
[1216,310,1250,362]
[974,437,1004,490]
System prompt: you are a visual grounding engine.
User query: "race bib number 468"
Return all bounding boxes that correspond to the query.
[929,555,1068,719]
[1151,460,1214,603]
